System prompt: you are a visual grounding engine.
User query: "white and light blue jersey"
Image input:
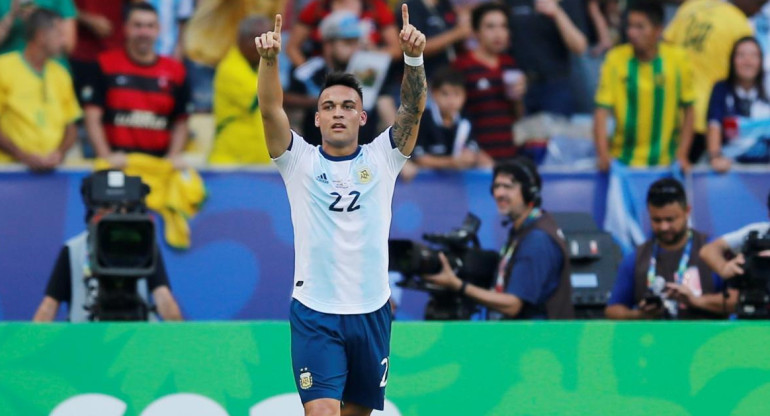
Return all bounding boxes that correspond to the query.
[273,128,408,314]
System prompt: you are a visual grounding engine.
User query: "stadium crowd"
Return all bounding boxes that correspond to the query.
[1,0,770,321]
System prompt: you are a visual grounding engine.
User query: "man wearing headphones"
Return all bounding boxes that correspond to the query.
[423,158,574,319]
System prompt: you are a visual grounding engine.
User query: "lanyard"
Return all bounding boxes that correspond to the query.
[647,230,693,288]
[494,209,542,292]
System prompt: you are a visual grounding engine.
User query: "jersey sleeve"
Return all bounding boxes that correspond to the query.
[45,246,72,303]
[595,51,616,109]
[272,130,314,181]
[607,251,637,308]
[678,50,696,106]
[368,127,409,177]
[707,82,727,124]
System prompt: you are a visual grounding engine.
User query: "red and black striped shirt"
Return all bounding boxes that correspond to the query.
[453,52,518,160]
[84,49,190,155]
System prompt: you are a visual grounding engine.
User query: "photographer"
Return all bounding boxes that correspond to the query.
[700,191,770,282]
[32,171,182,322]
[605,178,735,320]
[423,158,574,320]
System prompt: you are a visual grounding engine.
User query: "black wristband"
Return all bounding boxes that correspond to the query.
[458,280,468,296]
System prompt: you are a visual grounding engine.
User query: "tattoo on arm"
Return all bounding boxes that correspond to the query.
[392,64,427,152]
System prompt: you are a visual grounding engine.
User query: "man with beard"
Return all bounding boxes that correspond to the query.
[605,178,736,320]
[82,1,190,169]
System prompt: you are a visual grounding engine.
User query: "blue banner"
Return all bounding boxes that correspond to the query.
[0,168,768,321]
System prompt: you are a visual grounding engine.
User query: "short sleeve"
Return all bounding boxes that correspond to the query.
[722,222,770,253]
[505,230,563,305]
[82,58,107,108]
[58,68,82,123]
[272,130,314,180]
[368,127,409,177]
[707,82,727,123]
[607,251,637,308]
[45,246,72,303]
[678,51,695,106]
[147,250,171,291]
[595,52,616,108]
[171,72,191,121]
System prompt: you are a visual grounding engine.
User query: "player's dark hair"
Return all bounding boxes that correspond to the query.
[647,178,687,208]
[319,72,364,102]
[471,2,509,32]
[25,8,60,41]
[125,1,158,21]
[430,67,465,91]
[627,0,665,27]
[727,37,768,102]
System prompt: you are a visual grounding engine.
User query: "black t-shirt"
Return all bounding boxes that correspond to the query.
[288,58,380,146]
[45,246,171,304]
[505,0,588,80]
[413,108,478,158]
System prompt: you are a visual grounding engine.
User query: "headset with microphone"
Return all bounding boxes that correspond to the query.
[490,159,542,208]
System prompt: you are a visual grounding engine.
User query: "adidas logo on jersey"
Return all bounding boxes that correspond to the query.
[315,173,329,184]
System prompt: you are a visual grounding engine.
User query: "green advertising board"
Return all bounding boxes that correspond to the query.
[1,322,769,415]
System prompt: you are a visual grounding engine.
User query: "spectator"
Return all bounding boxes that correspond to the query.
[503,0,588,117]
[209,15,273,165]
[32,170,183,322]
[71,0,127,103]
[700,190,770,284]
[453,2,524,162]
[664,0,759,163]
[403,66,487,181]
[83,2,190,169]
[0,8,80,170]
[594,0,695,171]
[605,178,735,320]
[423,158,574,320]
[394,0,471,78]
[145,0,194,60]
[286,0,401,67]
[707,37,770,172]
[0,0,77,63]
[285,11,382,146]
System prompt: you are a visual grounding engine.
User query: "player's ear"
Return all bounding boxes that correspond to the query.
[315,112,320,128]
[360,110,367,126]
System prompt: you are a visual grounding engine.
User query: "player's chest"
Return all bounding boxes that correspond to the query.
[302,155,380,211]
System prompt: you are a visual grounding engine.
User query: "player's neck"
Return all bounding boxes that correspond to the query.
[23,45,48,71]
[512,206,535,230]
[633,44,658,62]
[321,141,359,158]
[126,46,158,66]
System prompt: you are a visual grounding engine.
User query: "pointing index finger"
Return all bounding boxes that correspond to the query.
[402,3,409,27]
[275,14,282,33]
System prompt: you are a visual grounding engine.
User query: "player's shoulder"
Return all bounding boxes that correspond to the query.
[605,44,633,63]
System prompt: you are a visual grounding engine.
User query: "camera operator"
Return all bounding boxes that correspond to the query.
[700,191,770,282]
[32,171,182,322]
[423,158,574,320]
[605,178,735,320]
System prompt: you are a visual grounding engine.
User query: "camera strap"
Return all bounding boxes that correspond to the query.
[495,209,542,292]
[647,230,693,289]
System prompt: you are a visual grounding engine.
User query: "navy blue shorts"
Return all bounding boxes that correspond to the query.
[290,299,392,411]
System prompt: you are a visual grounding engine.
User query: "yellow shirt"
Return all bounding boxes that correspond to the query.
[664,0,753,133]
[0,52,81,162]
[595,43,695,167]
[209,46,270,164]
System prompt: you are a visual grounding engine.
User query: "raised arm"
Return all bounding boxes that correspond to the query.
[255,15,292,158]
[391,4,427,156]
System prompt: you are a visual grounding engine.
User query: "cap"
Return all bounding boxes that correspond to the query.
[319,11,362,41]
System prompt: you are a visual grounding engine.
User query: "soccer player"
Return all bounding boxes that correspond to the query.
[254,5,427,416]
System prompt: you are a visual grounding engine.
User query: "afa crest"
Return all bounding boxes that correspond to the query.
[357,166,373,184]
[299,368,313,390]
